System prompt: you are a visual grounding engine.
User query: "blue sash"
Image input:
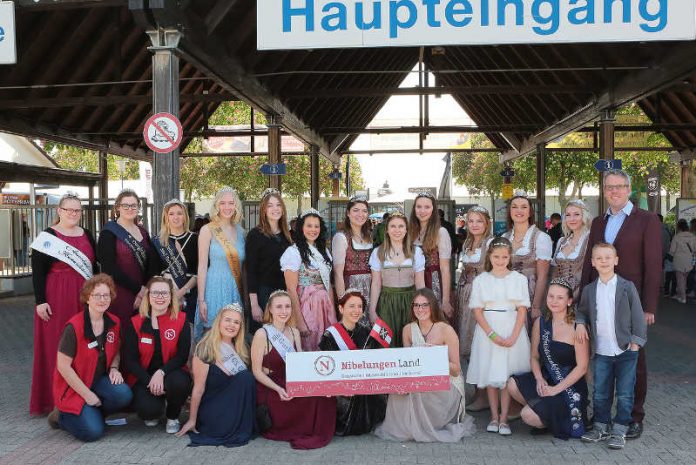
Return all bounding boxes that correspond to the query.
[152,235,188,289]
[539,317,585,438]
[103,221,147,272]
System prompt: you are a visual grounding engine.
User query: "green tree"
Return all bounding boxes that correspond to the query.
[43,142,140,181]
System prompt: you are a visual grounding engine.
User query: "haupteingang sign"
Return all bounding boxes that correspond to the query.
[257,0,696,50]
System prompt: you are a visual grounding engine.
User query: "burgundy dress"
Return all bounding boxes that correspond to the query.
[257,346,336,449]
[30,231,95,415]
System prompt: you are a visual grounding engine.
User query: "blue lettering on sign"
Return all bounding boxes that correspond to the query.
[280,0,670,39]
[0,26,5,43]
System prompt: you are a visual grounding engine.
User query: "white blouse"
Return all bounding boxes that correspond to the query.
[553,230,589,261]
[369,247,426,272]
[503,226,553,261]
[280,245,332,271]
[459,237,494,266]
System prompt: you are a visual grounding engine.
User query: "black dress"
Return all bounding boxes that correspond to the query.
[154,231,199,323]
[512,327,588,440]
[318,324,387,436]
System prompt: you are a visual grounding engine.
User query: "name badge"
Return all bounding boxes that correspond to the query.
[87,341,98,349]
[141,337,153,344]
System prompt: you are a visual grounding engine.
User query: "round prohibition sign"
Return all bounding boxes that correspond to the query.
[143,112,183,153]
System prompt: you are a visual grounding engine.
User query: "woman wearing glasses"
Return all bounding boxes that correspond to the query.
[122,277,192,433]
[30,193,97,416]
[48,274,132,441]
[97,189,159,324]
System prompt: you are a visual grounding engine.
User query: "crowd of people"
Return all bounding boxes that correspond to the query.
[28,169,661,450]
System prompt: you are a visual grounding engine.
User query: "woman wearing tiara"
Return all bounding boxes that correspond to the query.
[332,196,373,315]
[195,187,246,341]
[153,199,198,323]
[550,199,592,303]
[176,304,255,447]
[281,209,336,351]
[245,188,292,335]
[409,192,453,317]
[502,195,553,321]
[251,290,336,449]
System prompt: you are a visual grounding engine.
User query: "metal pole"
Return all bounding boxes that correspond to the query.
[268,114,282,191]
[310,145,320,208]
[147,28,182,220]
[598,109,616,213]
[98,149,108,228]
[536,145,546,227]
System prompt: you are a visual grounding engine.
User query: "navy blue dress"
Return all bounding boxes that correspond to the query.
[512,334,588,440]
[188,363,256,447]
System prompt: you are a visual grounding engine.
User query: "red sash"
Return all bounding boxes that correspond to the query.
[327,323,358,350]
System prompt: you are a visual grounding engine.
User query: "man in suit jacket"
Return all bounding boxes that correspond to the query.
[580,169,661,439]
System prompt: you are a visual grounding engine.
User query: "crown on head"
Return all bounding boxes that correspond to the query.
[164,198,185,208]
[415,190,435,200]
[268,289,290,300]
[220,303,244,315]
[468,205,489,215]
[550,277,574,291]
[565,198,588,210]
[349,194,368,203]
[261,188,281,200]
[490,237,512,248]
[218,186,237,195]
[300,208,321,218]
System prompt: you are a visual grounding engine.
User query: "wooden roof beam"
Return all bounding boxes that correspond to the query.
[0,93,237,110]
[0,161,101,185]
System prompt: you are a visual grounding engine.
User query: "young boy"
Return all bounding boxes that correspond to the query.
[576,242,647,450]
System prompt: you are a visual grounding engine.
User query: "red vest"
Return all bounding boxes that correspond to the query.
[53,311,120,415]
[126,312,187,386]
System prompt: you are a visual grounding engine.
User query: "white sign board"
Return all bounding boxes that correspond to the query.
[0,1,17,64]
[258,0,696,50]
[143,112,183,154]
[286,346,450,397]
[676,198,696,223]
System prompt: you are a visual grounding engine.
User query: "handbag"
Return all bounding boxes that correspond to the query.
[255,328,273,433]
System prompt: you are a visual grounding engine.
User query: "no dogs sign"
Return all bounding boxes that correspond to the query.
[143,112,183,153]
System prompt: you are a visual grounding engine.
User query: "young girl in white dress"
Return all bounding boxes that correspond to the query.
[466,237,531,436]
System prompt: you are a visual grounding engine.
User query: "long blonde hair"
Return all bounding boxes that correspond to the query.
[561,199,592,238]
[210,187,243,225]
[158,200,190,244]
[377,212,414,262]
[195,305,249,365]
[262,290,296,327]
[138,276,180,320]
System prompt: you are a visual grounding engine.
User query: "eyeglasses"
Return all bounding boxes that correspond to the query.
[412,302,431,309]
[60,207,82,215]
[118,203,139,210]
[604,184,629,191]
[150,291,171,297]
[90,293,111,301]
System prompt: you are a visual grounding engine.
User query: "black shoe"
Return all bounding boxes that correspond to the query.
[626,422,643,439]
[530,427,549,436]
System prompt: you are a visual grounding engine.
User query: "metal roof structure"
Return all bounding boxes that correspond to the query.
[2,0,696,164]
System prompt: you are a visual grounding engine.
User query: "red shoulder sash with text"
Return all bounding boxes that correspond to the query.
[326,323,358,351]
[127,313,187,386]
[53,311,120,415]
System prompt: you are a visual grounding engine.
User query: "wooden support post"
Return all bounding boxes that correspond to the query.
[681,160,696,198]
[536,144,546,227]
[310,145,320,209]
[598,110,616,213]
[98,149,108,226]
[268,114,282,191]
[147,28,182,220]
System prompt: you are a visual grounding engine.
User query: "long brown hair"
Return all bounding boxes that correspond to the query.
[462,207,493,253]
[410,288,446,323]
[484,237,513,272]
[258,192,292,242]
[377,212,414,262]
[343,198,371,242]
[506,195,535,230]
[409,195,441,253]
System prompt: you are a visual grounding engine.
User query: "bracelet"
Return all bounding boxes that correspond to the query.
[487,331,497,340]
[109,366,119,371]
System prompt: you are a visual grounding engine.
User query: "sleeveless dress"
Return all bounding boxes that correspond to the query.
[332,231,373,311]
[414,228,452,304]
[194,227,245,341]
[257,345,336,449]
[30,230,95,415]
[187,363,256,447]
[512,319,588,440]
[551,231,589,304]
[374,323,475,442]
[455,237,492,359]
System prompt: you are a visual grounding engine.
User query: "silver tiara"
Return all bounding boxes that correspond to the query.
[349,195,368,203]
[268,289,290,300]
[550,277,573,291]
[261,188,281,200]
[341,288,363,298]
[164,198,185,208]
[119,188,138,196]
[218,186,237,195]
[220,303,244,314]
[513,190,528,198]
[415,190,435,200]
[490,237,512,248]
[468,206,489,215]
[300,208,321,218]
[565,198,588,210]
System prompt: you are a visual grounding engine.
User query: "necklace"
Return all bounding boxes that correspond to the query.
[420,322,435,340]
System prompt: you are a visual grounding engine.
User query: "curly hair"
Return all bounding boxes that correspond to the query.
[293,213,331,267]
[79,273,116,305]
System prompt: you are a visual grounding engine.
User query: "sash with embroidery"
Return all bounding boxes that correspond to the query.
[151,235,188,289]
[539,317,585,438]
[210,224,242,291]
[30,231,93,280]
[326,323,358,351]
[264,324,296,361]
[103,221,147,272]
[308,245,332,292]
[220,342,247,375]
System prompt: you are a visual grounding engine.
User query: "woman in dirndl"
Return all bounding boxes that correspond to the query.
[551,199,592,303]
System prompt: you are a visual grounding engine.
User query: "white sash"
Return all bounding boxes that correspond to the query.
[326,326,351,351]
[309,245,332,292]
[30,231,93,280]
[220,342,247,375]
[264,324,295,361]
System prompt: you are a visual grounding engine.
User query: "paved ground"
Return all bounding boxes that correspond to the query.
[0,295,694,465]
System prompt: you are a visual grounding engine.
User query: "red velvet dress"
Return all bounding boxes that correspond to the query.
[110,235,151,324]
[257,347,336,449]
[30,231,94,415]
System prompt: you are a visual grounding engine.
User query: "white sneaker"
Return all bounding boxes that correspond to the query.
[166,419,180,434]
[144,419,159,427]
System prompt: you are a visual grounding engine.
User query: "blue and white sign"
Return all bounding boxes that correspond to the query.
[0,1,17,65]
[260,163,287,175]
[594,159,622,171]
[258,0,696,50]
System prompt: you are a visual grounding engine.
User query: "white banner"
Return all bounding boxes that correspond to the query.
[286,346,450,397]
[0,1,16,64]
[258,0,696,50]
